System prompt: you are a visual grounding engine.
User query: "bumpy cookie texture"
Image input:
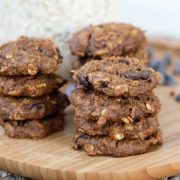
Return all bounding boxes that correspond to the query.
[73,131,163,157]
[0,112,64,139]
[75,116,159,140]
[0,92,69,121]
[79,46,148,65]
[69,23,146,58]
[0,36,61,75]
[71,89,161,122]
[72,56,160,97]
[0,74,66,97]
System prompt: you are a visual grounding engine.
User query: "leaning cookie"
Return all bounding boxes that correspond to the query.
[73,131,163,157]
[75,116,159,140]
[72,56,160,97]
[0,112,64,140]
[69,23,146,58]
[0,74,66,97]
[0,36,61,75]
[0,92,69,121]
[71,89,161,122]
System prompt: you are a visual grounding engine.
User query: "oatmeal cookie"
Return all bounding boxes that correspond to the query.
[79,45,148,65]
[0,36,61,75]
[69,23,146,58]
[0,74,66,97]
[71,89,161,122]
[0,112,64,139]
[75,116,159,140]
[73,131,163,157]
[0,92,69,120]
[72,56,160,97]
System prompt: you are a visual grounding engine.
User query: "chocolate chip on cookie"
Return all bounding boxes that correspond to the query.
[73,56,160,97]
[0,92,69,121]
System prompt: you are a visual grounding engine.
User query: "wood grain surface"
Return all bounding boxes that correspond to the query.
[0,39,180,180]
[0,86,179,180]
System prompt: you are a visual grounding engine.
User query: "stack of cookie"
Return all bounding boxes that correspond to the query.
[71,56,163,157]
[69,23,149,65]
[0,36,69,139]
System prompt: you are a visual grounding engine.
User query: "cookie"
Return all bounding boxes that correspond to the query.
[0,112,64,139]
[69,23,146,58]
[71,89,161,122]
[79,46,148,65]
[72,56,160,97]
[73,131,163,157]
[0,74,66,97]
[0,36,61,75]
[75,116,159,140]
[127,46,148,63]
[0,92,69,121]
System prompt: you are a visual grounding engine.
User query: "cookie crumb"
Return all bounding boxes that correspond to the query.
[169,91,175,97]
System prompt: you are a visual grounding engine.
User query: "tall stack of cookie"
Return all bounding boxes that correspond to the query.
[69,23,163,157]
[0,36,69,139]
[71,56,162,157]
[69,23,149,65]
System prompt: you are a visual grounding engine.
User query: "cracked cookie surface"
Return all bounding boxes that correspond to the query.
[0,112,64,139]
[69,23,146,59]
[0,74,66,97]
[75,116,159,140]
[73,130,163,157]
[71,89,161,122]
[79,45,148,65]
[0,36,61,75]
[0,92,69,121]
[72,56,160,97]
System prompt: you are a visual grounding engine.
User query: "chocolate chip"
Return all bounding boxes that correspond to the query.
[123,70,150,80]
[163,54,172,66]
[80,134,89,139]
[163,73,177,86]
[78,76,92,90]
[101,81,109,88]
[134,118,140,124]
[38,47,44,53]
[149,59,167,74]
[26,103,44,111]
[0,54,5,59]
[149,59,159,70]
[173,60,180,75]
[176,94,180,102]
[119,58,129,65]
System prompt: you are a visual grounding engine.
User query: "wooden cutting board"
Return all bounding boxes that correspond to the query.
[0,39,180,180]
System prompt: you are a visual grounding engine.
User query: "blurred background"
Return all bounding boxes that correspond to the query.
[0,0,180,78]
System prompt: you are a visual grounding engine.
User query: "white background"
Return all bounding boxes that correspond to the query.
[120,0,180,38]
